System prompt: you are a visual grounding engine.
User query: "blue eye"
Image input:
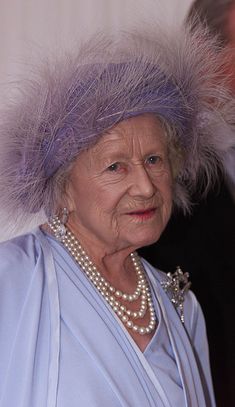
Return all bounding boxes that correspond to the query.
[146,155,161,165]
[107,162,120,172]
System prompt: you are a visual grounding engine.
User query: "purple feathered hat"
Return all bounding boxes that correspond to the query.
[0,22,235,232]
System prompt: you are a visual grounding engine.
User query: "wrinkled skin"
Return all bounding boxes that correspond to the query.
[66,113,173,264]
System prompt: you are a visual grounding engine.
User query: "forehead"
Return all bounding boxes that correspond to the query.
[92,114,167,155]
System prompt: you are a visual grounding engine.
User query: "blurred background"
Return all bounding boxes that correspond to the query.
[0,0,191,102]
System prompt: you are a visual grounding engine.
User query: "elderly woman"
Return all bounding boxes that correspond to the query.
[0,23,234,407]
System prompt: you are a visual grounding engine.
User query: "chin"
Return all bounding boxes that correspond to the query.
[127,231,162,251]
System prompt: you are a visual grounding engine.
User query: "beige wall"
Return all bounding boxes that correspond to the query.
[0,0,192,88]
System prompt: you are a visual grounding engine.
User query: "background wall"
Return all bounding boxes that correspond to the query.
[0,0,192,92]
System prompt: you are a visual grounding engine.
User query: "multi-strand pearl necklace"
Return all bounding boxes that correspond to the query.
[48,215,157,336]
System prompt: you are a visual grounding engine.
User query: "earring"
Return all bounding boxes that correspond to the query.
[61,207,69,224]
[48,207,69,241]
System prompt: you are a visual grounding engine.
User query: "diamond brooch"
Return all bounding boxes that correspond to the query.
[161,266,191,324]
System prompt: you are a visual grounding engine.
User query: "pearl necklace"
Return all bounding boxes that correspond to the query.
[48,216,157,336]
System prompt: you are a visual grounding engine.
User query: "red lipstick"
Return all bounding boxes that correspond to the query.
[127,208,156,220]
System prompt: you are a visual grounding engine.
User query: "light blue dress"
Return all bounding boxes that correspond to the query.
[0,228,216,407]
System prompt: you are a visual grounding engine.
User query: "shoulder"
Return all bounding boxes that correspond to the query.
[0,228,49,332]
[0,230,53,392]
[0,229,47,299]
[0,230,41,255]
[0,230,43,273]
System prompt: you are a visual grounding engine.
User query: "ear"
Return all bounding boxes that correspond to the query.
[60,180,76,213]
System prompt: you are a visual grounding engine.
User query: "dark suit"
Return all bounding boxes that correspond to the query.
[140,181,235,407]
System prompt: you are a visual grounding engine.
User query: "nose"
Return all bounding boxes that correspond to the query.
[128,164,155,198]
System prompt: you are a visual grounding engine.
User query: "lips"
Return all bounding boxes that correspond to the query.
[126,207,156,220]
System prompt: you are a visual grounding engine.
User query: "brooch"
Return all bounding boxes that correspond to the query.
[160,266,191,324]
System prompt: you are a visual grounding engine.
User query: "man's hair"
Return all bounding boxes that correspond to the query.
[187,0,235,45]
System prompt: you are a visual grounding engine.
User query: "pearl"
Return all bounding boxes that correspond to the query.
[132,294,137,301]
[100,286,106,293]
[48,216,157,336]
[126,320,133,328]
[138,327,146,335]
[133,325,138,332]
[145,327,151,334]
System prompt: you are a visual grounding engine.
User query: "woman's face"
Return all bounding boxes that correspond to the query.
[66,114,173,256]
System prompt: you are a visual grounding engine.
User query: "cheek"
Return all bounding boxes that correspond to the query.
[164,177,174,202]
[69,180,125,228]
[164,189,173,222]
[96,180,129,213]
[156,173,173,212]
[153,169,173,194]
[165,180,174,208]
